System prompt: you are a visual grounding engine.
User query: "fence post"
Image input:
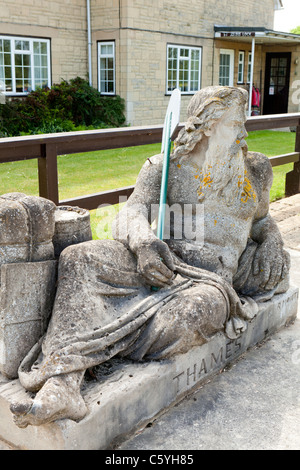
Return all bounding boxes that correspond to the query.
[285,124,300,197]
[38,143,59,205]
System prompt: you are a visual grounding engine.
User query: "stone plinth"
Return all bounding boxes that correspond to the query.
[0,286,297,450]
[0,261,57,380]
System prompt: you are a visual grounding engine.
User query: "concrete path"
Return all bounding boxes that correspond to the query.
[118,195,300,451]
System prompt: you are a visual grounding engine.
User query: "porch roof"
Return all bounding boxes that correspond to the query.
[214,26,300,45]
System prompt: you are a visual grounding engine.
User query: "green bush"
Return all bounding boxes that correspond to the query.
[0,77,126,137]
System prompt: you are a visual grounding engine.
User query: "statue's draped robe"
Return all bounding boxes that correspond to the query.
[18,152,288,393]
[18,238,263,393]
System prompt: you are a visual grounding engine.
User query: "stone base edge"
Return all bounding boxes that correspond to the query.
[0,287,298,450]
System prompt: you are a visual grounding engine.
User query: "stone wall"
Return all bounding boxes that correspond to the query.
[2,0,299,125]
[0,0,88,84]
[100,0,278,125]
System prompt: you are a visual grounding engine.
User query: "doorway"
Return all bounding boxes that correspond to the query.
[263,52,291,115]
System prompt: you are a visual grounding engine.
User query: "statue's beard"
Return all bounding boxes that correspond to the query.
[198,138,247,205]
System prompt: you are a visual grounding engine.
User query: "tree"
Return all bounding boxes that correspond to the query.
[291,26,300,34]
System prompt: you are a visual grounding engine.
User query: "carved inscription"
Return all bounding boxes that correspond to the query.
[173,338,242,393]
[275,291,298,316]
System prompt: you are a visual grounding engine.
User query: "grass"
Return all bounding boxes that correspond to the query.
[0,130,296,239]
[246,130,295,201]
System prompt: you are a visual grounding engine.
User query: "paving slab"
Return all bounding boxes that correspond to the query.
[269,194,300,251]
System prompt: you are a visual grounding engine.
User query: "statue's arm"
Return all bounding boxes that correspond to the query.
[112,156,175,287]
[249,153,289,289]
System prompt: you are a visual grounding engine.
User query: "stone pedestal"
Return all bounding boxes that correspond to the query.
[0,286,297,450]
[0,261,57,380]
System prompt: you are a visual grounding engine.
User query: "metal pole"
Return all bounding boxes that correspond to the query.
[87,0,92,86]
[248,36,255,117]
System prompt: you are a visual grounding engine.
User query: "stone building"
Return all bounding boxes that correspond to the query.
[1,0,300,125]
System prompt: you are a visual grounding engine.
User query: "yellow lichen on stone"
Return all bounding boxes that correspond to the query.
[241,172,256,203]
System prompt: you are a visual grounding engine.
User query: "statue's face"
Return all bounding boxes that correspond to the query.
[209,101,248,148]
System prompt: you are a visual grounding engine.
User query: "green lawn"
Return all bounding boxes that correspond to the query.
[0,130,296,239]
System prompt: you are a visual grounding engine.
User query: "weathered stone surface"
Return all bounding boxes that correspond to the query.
[53,205,92,257]
[0,261,57,380]
[0,193,56,268]
[7,86,294,430]
[0,286,297,450]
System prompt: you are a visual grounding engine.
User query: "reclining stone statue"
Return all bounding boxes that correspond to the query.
[9,86,290,428]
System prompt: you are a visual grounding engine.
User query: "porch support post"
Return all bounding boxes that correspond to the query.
[285,124,300,196]
[248,36,255,117]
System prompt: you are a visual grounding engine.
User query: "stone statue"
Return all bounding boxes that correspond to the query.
[10,86,290,428]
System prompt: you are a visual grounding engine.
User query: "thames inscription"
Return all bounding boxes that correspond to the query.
[173,338,242,393]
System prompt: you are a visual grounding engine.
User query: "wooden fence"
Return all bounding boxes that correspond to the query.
[0,112,300,210]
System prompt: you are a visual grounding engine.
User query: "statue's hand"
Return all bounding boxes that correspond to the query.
[253,239,290,290]
[136,239,175,288]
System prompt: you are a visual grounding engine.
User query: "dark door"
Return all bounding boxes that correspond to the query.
[263,52,291,115]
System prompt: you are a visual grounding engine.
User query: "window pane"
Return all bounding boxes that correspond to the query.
[40,43,47,55]
[191,49,199,61]
[5,66,11,78]
[33,41,49,91]
[168,47,177,59]
[0,36,50,93]
[15,54,22,66]
[4,54,11,66]
[34,55,40,67]
[167,45,201,93]
[41,68,48,79]
[0,38,12,93]
[108,69,114,81]
[23,55,30,67]
[100,81,106,93]
[15,66,22,79]
[16,79,23,92]
[41,55,47,67]
[219,53,231,86]
[107,57,113,69]
[99,42,115,94]
[33,42,40,54]
[106,45,113,55]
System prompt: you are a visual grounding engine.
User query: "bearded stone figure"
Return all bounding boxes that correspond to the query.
[10,86,290,428]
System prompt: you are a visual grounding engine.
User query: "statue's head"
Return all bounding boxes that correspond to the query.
[174,86,248,158]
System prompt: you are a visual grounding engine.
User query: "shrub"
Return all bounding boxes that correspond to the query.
[0,77,126,136]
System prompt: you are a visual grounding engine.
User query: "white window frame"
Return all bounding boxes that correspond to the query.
[219,49,235,87]
[247,51,252,83]
[166,44,202,95]
[237,51,245,84]
[0,35,51,96]
[98,41,116,95]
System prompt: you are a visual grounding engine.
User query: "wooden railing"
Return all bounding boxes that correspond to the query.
[0,113,300,210]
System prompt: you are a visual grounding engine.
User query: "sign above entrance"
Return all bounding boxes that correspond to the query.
[220,32,256,37]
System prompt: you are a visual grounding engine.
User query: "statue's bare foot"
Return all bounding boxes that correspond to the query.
[10,375,87,428]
